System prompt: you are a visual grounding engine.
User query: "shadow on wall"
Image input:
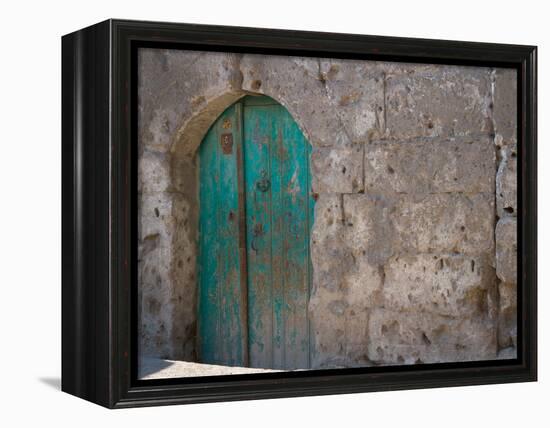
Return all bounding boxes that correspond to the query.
[138,357,175,378]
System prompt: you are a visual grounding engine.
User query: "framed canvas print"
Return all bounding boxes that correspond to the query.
[61,19,537,408]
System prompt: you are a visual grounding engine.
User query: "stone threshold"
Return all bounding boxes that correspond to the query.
[139,357,280,379]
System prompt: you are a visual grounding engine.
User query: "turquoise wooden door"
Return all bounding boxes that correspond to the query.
[198,96,315,370]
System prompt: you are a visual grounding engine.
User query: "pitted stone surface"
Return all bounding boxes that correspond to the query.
[319,59,385,142]
[342,194,396,266]
[394,193,495,255]
[311,146,364,193]
[139,49,242,154]
[497,143,517,217]
[382,254,496,317]
[342,256,385,309]
[493,68,518,146]
[498,281,517,351]
[309,289,372,369]
[368,308,497,364]
[385,65,493,140]
[496,217,517,284]
[138,192,197,360]
[138,149,172,193]
[311,194,350,293]
[240,54,352,147]
[343,193,495,256]
[138,193,179,359]
[139,192,174,239]
[364,138,495,194]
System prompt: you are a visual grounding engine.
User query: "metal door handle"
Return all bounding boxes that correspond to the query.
[256,178,270,192]
[251,223,264,253]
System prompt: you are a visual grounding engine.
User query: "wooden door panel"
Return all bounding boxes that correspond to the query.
[243,103,275,368]
[199,96,314,370]
[243,97,313,369]
[198,103,245,366]
[277,108,313,370]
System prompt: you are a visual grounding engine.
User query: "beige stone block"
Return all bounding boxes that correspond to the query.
[394,193,495,255]
[368,308,497,364]
[240,54,352,147]
[498,281,517,350]
[495,217,517,283]
[311,146,364,193]
[365,138,495,194]
[385,65,492,139]
[496,143,517,217]
[493,68,517,146]
[382,253,496,317]
[319,58,385,141]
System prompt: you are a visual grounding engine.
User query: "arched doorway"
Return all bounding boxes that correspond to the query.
[198,95,315,370]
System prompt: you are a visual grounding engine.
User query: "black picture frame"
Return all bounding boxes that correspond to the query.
[61,19,537,408]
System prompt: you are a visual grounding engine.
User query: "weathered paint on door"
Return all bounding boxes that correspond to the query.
[198,95,315,370]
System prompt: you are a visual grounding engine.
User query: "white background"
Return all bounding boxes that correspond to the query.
[0,0,546,425]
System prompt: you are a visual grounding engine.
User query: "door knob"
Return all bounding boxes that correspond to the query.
[256,178,270,192]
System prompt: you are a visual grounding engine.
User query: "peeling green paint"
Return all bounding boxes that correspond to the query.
[198,96,314,369]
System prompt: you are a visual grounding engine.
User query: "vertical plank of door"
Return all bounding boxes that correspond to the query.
[244,97,313,369]
[218,104,245,366]
[243,102,274,368]
[278,107,311,369]
[234,101,249,367]
[198,113,220,365]
[197,113,220,362]
[307,135,315,369]
[198,104,244,366]
[269,106,285,369]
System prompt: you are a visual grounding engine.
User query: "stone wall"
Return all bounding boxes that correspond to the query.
[493,69,518,358]
[137,48,517,366]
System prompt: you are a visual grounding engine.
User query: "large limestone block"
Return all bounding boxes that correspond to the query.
[382,254,497,318]
[311,194,350,293]
[311,146,364,194]
[138,192,197,360]
[344,193,495,257]
[138,192,177,244]
[171,193,198,353]
[394,193,495,255]
[495,217,517,283]
[385,64,493,140]
[319,59,385,142]
[138,193,177,358]
[309,288,374,369]
[310,195,383,368]
[498,281,517,350]
[343,194,396,266]
[368,308,497,364]
[240,54,351,147]
[496,143,517,217]
[309,292,348,368]
[342,256,385,309]
[493,68,517,146]
[364,138,495,194]
[138,149,172,193]
[337,304,370,367]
